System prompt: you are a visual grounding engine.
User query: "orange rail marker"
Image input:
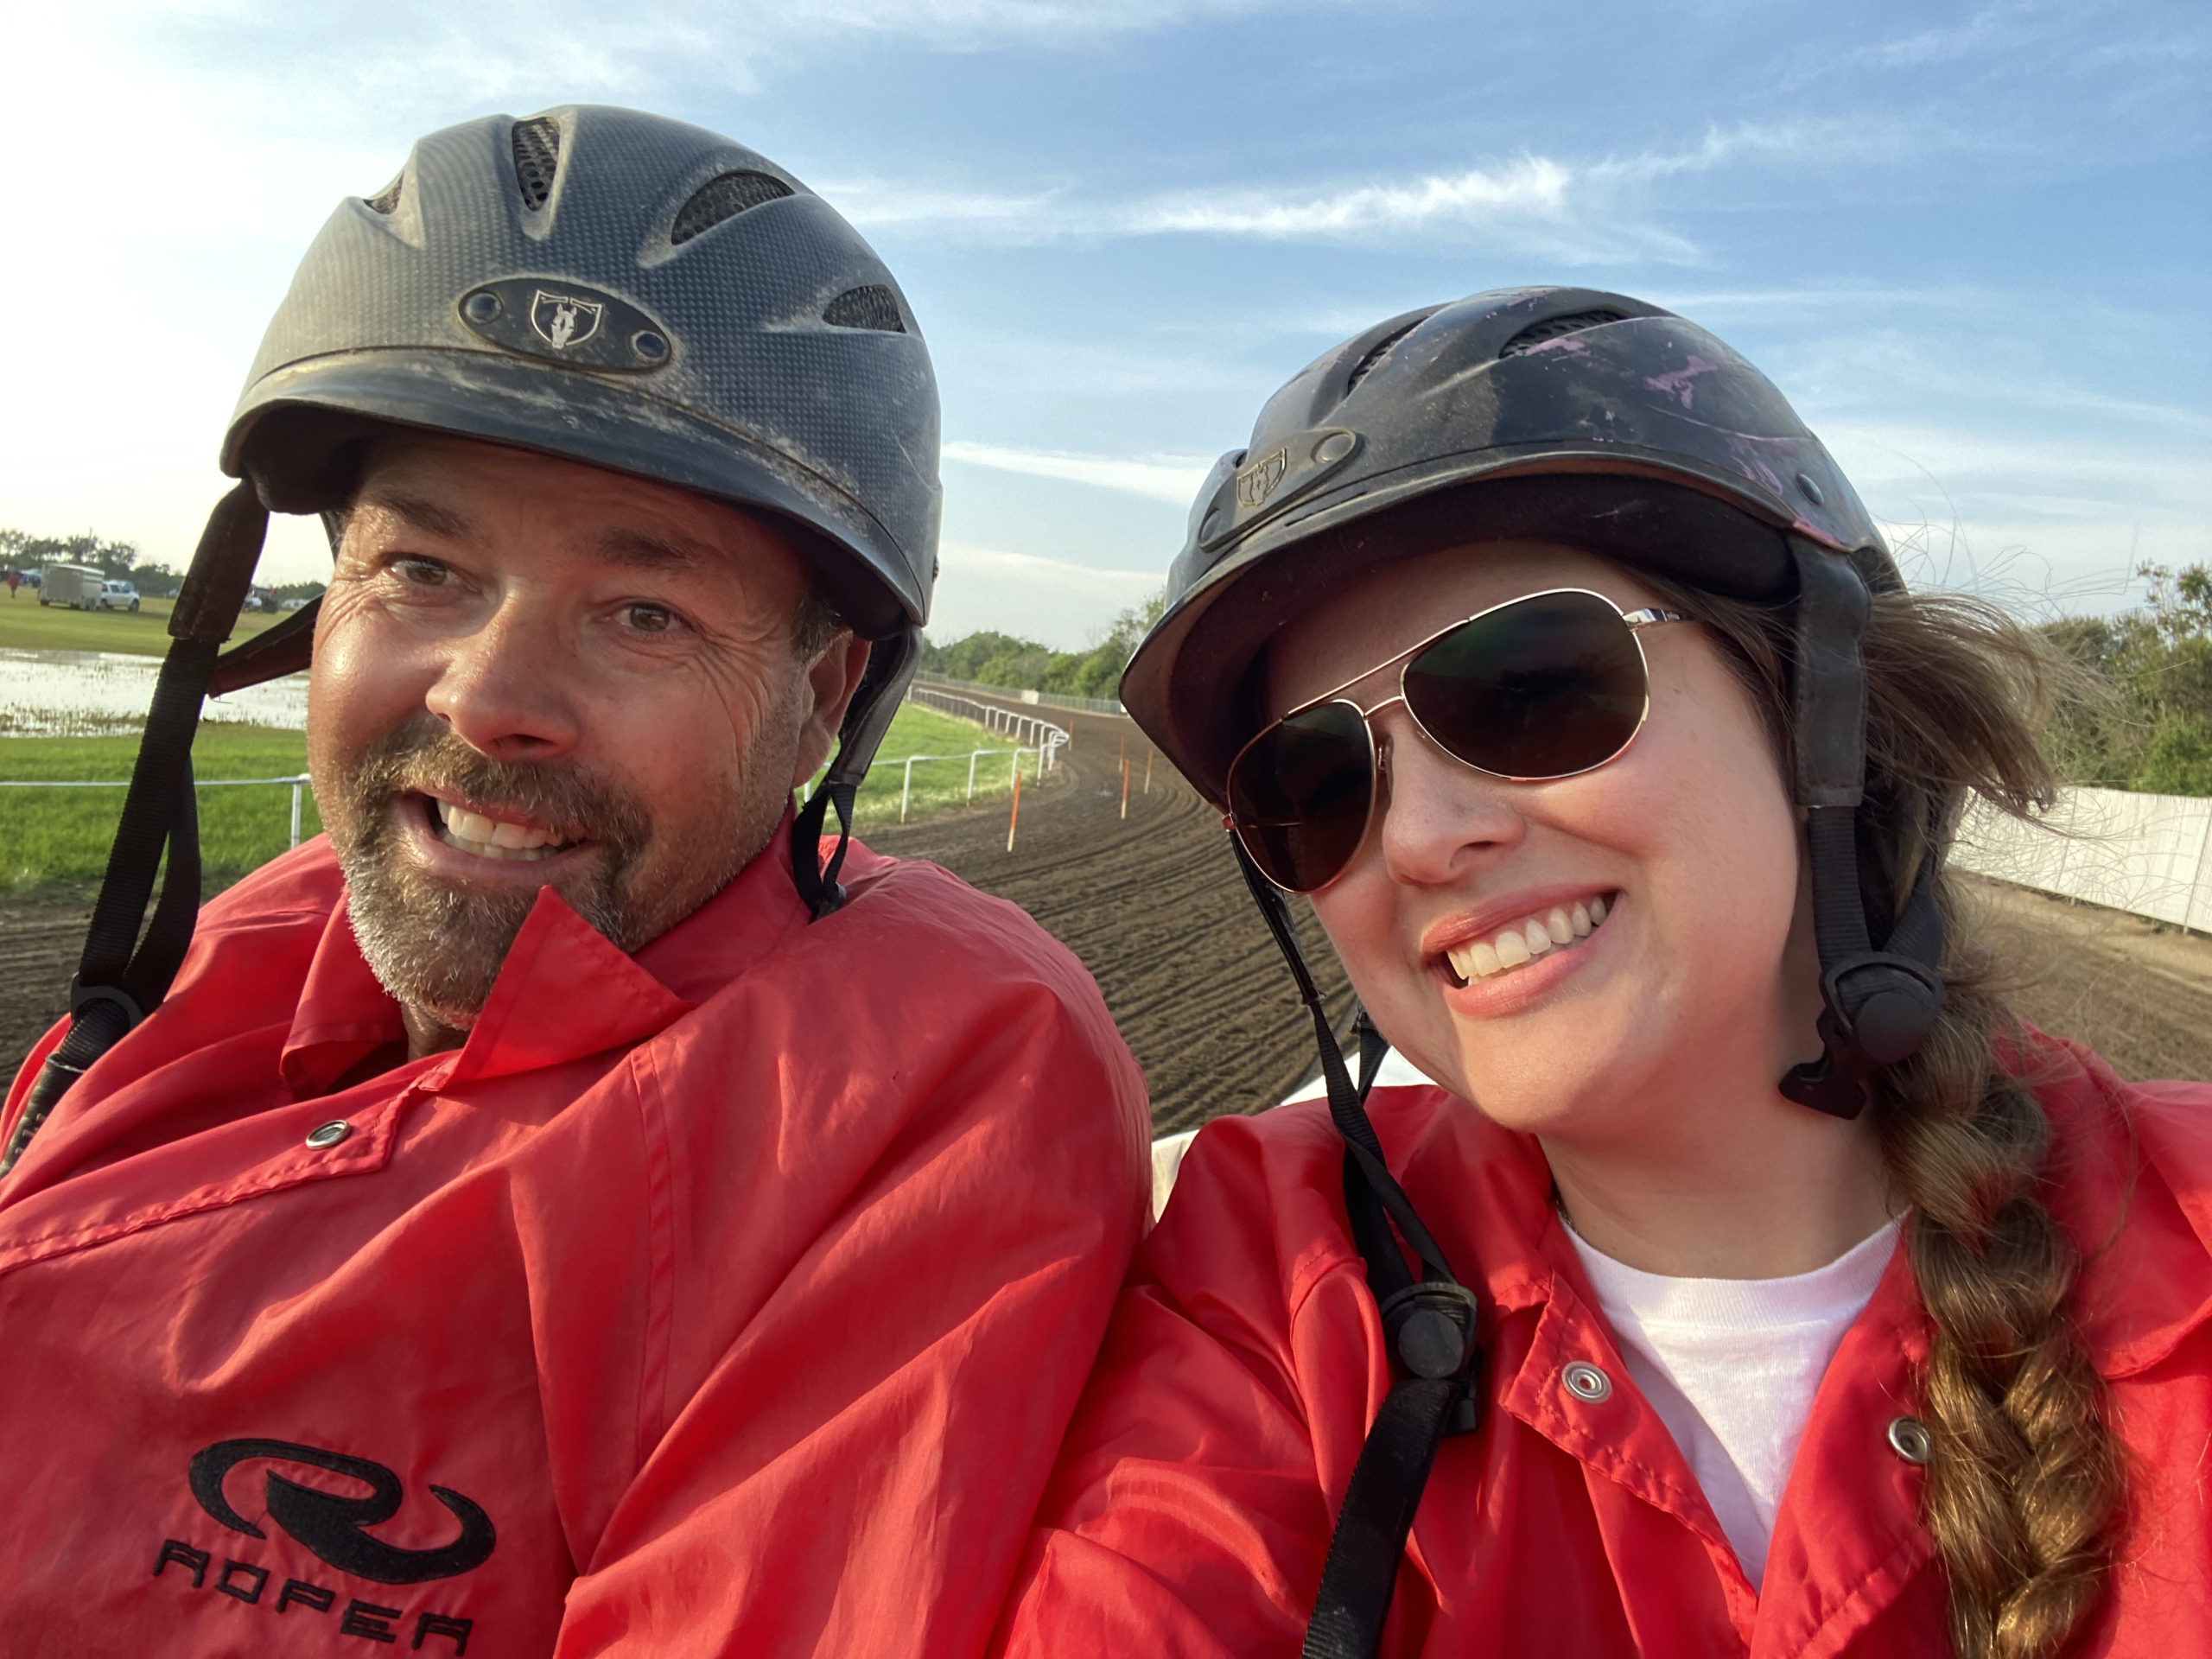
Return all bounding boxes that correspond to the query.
[1121,753,1131,820]
[1143,750,1154,795]
[1007,756,1022,853]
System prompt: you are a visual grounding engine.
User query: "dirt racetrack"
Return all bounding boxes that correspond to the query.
[3,696,2208,1126]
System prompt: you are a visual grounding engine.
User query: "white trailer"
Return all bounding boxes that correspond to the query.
[38,563,106,609]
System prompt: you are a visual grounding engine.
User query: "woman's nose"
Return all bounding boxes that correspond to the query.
[1371,705,1527,885]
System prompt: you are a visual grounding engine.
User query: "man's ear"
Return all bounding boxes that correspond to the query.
[791,631,873,787]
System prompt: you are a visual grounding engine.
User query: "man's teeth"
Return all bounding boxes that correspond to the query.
[433,798,571,861]
[1445,895,1610,984]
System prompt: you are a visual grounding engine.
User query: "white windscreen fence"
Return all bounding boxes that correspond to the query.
[1951,787,2212,932]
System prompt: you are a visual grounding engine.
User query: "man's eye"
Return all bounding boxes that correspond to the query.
[624,603,676,633]
[394,557,450,587]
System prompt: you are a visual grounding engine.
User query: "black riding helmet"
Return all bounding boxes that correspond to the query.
[231,105,939,642]
[1121,288,1948,1658]
[3,106,938,1175]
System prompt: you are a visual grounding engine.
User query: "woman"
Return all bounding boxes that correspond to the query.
[997,289,2210,1657]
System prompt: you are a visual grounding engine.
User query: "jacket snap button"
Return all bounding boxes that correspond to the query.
[1887,1415,1932,1465]
[1562,1361,1612,1403]
[305,1120,352,1150]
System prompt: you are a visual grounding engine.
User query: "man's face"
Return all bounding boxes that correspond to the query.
[309,434,864,1036]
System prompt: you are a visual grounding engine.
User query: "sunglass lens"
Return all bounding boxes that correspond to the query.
[1404,591,1648,779]
[1227,700,1374,892]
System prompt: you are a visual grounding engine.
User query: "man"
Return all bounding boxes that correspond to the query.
[0,107,1148,1656]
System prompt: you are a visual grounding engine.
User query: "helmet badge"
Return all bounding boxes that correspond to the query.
[1236,448,1288,507]
[532,289,604,352]
[456,277,671,374]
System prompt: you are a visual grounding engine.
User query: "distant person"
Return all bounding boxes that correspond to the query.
[999,290,2212,1656]
[6,568,18,598]
[0,108,1147,1656]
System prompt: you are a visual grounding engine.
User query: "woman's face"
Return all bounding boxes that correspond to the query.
[1270,541,1826,1142]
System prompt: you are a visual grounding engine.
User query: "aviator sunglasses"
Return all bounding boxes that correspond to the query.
[1226,588,1692,893]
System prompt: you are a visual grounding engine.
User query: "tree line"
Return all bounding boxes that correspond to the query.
[2040,563,2212,797]
[918,590,1168,702]
[0,528,327,603]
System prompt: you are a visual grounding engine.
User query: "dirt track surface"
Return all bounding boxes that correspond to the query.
[1967,879,2212,1083]
[863,703,1351,1134]
[3,699,2207,1122]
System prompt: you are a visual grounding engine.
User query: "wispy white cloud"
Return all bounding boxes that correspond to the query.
[943,442,1213,505]
[839,156,1694,263]
[839,118,1967,261]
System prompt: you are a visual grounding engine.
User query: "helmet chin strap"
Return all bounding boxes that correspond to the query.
[789,628,921,920]
[1779,537,1946,1119]
[2,482,272,1176]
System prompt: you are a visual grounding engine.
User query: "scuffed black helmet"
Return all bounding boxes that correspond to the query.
[1122,285,1893,803]
[225,105,938,639]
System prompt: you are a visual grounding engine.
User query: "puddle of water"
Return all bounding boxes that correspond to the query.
[0,647,309,737]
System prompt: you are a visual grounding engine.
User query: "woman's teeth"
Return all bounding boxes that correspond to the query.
[1445,895,1610,984]
[433,799,573,861]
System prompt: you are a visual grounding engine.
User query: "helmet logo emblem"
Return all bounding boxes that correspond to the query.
[1236,448,1288,507]
[531,290,605,352]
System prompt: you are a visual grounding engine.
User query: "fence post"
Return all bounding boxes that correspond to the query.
[900,755,917,823]
[289,777,305,849]
[967,750,979,801]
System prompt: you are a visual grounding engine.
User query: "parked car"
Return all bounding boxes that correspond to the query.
[100,580,141,613]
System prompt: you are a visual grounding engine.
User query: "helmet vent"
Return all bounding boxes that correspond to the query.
[1344,319,1424,394]
[1498,308,1626,359]
[512,117,562,211]
[822,284,906,333]
[364,174,404,215]
[670,170,795,245]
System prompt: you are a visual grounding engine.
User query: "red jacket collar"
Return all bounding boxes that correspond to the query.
[280,813,815,1098]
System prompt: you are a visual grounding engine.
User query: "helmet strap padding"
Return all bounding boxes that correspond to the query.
[1780,537,1946,1118]
[789,628,920,920]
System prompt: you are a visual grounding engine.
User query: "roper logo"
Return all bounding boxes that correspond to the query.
[1236,448,1288,507]
[530,289,603,351]
[188,1438,496,1586]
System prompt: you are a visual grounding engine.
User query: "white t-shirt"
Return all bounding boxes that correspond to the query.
[1564,1214,1904,1590]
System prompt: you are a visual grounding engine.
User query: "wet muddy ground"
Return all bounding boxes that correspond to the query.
[3,697,2206,1125]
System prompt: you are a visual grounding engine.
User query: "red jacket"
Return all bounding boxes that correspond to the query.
[1,830,1149,1657]
[999,1039,2212,1657]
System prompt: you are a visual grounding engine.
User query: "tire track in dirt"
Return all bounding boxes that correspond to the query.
[861,700,1351,1134]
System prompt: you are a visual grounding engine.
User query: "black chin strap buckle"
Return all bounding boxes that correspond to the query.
[1782,953,1946,1119]
[1379,1280,1482,1433]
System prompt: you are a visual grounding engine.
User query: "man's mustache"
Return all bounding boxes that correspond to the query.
[340,718,649,855]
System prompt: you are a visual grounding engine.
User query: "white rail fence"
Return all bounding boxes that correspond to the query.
[1953,786,2212,932]
[890,747,1049,823]
[0,774,315,848]
[906,684,1071,760]
[911,671,1124,719]
[893,686,1071,823]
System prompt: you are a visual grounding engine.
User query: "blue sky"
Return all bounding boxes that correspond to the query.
[3,0,2204,645]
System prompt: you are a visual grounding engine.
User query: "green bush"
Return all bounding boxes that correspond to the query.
[2041,563,2212,798]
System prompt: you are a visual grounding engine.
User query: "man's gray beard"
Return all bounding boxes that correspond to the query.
[327,713,795,1030]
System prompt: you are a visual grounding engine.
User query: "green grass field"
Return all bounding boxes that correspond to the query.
[827,702,1039,829]
[0,702,1027,897]
[0,594,288,656]
[0,724,318,896]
